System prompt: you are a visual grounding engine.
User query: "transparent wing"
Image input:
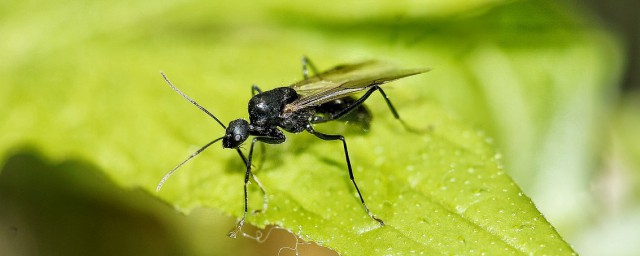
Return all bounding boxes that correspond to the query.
[286,60,429,112]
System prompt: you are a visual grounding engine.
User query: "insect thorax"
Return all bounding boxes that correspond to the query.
[247,87,315,134]
[248,87,298,127]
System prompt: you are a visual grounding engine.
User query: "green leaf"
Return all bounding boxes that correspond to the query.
[159,100,574,255]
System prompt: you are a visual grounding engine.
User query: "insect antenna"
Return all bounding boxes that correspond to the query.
[160,72,227,129]
[156,136,224,191]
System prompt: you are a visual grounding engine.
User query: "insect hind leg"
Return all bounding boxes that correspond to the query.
[374,86,427,133]
[312,85,423,133]
[305,124,385,226]
[311,97,372,131]
[311,85,380,124]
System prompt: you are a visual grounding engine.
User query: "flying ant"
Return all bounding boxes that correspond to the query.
[157,57,428,237]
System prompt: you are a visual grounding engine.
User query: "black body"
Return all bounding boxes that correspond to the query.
[157,57,428,238]
[225,87,363,149]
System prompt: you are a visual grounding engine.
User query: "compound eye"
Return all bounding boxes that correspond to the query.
[234,134,242,142]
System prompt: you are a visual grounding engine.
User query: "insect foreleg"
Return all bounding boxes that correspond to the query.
[235,148,268,214]
[305,124,385,226]
[229,134,285,238]
[228,137,259,238]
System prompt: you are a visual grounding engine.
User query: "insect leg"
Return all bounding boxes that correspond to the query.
[235,148,268,214]
[375,86,425,133]
[312,85,421,132]
[311,85,379,124]
[251,84,263,96]
[311,97,372,130]
[305,124,385,226]
[301,56,321,79]
[228,138,260,238]
[229,134,285,238]
[374,86,400,118]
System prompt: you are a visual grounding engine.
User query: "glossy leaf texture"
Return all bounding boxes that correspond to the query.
[161,100,575,255]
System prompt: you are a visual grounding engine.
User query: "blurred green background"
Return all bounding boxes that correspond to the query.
[1,0,638,255]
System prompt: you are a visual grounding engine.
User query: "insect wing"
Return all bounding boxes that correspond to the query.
[290,61,377,95]
[287,60,428,112]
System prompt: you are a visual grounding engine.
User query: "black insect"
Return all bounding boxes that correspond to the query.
[157,57,428,237]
